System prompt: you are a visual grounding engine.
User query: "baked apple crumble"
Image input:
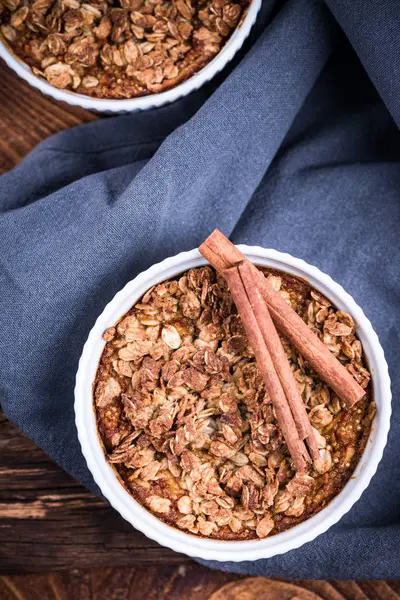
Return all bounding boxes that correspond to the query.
[94,266,374,540]
[0,0,250,99]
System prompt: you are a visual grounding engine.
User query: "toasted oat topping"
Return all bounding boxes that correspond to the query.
[94,266,374,540]
[0,0,249,99]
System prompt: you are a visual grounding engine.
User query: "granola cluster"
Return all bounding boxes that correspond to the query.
[94,266,374,540]
[0,0,249,99]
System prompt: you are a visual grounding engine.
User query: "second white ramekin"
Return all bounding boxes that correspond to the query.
[0,0,261,113]
[74,246,391,561]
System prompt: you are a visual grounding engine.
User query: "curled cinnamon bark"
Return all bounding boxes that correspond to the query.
[223,265,310,473]
[238,261,320,461]
[199,230,366,408]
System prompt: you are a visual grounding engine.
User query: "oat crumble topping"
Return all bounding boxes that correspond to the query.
[94,266,374,540]
[0,0,250,99]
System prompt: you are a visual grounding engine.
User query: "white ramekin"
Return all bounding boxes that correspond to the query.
[74,246,391,561]
[0,0,261,113]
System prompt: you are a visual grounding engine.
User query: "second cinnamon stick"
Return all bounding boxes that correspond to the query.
[238,261,320,462]
[223,264,310,473]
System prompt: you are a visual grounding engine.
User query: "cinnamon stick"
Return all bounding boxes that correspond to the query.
[200,230,365,408]
[223,265,310,473]
[238,261,320,462]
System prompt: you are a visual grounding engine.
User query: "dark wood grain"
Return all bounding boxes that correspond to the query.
[0,58,96,174]
[0,568,399,600]
[0,56,398,598]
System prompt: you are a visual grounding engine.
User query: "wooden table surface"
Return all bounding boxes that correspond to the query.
[0,58,96,175]
[0,57,398,598]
